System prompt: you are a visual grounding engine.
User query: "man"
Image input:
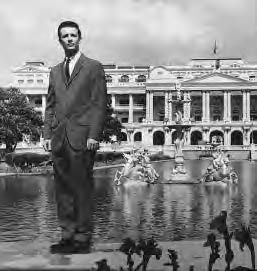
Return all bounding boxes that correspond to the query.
[43,21,107,254]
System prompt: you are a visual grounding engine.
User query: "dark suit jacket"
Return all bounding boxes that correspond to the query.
[43,54,107,151]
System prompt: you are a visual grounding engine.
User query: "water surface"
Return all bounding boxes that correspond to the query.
[0,160,256,246]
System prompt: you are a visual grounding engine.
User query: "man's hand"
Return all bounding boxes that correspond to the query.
[87,138,99,151]
[43,139,52,152]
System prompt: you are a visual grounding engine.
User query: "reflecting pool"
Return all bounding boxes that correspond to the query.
[0,160,256,245]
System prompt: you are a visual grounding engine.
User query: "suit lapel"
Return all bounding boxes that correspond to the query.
[59,61,68,86]
[67,54,85,87]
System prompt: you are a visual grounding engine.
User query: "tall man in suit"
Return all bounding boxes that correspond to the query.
[43,21,107,254]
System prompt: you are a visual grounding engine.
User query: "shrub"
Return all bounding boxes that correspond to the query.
[5,152,51,169]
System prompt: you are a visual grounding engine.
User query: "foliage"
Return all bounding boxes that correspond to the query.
[164,249,180,271]
[210,211,234,271]
[100,96,123,143]
[203,233,220,271]
[207,210,256,271]
[5,152,51,171]
[234,225,255,270]
[0,88,43,152]
[119,237,162,271]
[95,259,111,271]
[95,151,125,164]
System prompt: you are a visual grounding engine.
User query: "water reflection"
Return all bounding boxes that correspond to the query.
[0,160,256,246]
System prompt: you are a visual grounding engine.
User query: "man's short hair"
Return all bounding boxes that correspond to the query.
[57,21,82,40]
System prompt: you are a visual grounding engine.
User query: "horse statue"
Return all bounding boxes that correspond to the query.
[200,148,238,185]
[114,149,159,186]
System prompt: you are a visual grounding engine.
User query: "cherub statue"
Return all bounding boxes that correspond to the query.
[175,111,183,124]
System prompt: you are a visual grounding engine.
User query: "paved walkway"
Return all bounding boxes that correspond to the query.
[0,239,255,270]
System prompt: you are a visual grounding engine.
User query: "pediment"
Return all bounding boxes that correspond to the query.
[184,72,249,84]
[13,65,49,73]
[149,66,171,79]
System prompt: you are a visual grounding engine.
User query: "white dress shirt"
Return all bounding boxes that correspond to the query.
[65,51,81,76]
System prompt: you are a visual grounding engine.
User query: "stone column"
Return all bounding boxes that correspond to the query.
[184,129,190,145]
[42,95,46,120]
[243,91,247,121]
[227,91,231,122]
[223,127,230,145]
[202,91,206,122]
[149,92,154,122]
[183,92,190,121]
[206,91,210,122]
[127,129,134,144]
[243,128,250,145]
[202,127,209,142]
[168,92,173,122]
[111,94,116,108]
[246,90,250,122]
[223,91,228,121]
[146,91,150,121]
[165,128,172,145]
[128,94,133,123]
[185,92,191,121]
[187,92,191,121]
[227,130,231,146]
[165,92,169,120]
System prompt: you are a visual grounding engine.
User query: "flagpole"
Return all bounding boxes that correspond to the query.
[213,40,220,70]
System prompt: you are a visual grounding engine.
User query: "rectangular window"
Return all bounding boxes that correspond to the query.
[232,115,239,121]
[121,117,128,123]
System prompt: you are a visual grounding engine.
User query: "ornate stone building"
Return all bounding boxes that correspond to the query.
[12,57,257,153]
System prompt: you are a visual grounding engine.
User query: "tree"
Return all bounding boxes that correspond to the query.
[100,96,123,143]
[0,88,43,153]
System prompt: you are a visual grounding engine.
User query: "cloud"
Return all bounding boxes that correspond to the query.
[0,0,256,85]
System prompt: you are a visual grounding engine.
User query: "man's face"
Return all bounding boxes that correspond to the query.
[59,27,80,54]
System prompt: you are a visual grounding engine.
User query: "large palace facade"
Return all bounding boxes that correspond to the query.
[11,57,257,155]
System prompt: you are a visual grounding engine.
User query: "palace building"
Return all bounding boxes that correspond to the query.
[11,57,257,155]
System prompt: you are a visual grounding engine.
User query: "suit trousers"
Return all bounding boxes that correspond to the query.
[52,132,96,242]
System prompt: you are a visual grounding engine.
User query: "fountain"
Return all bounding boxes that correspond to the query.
[166,83,199,184]
[200,145,238,185]
[113,148,159,186]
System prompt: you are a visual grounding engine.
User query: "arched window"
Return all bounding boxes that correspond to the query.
[210,130,224,145]
[121,132,127,142]
[105,74,112,83]
[190,131,202,145]
[153,131,165,145]
[250,130,257,144]
[120,75,129,83]
[134,132,142,142]
[136,75,146,82]
[172,131,177,144]
[231,131,243,145]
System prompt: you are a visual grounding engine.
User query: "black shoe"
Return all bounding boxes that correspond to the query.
[50,238,74,254]
[50,239,91,254]
[71,240,91,254]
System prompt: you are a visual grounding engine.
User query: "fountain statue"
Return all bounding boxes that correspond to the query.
[200,145,238,185]
[166,83,199,184]
[113,148,159,187]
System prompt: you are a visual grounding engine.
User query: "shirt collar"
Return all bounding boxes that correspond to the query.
[65,51,81,62]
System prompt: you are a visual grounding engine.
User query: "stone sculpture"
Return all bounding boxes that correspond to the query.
[114,148,159,186]
[200,147,238,184]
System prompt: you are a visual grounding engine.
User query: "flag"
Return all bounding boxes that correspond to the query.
[213,40,218,55]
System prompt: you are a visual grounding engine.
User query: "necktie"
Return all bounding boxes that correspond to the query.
[65,57,71,80]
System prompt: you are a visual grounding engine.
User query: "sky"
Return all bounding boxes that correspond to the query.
[1,0,257,85]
